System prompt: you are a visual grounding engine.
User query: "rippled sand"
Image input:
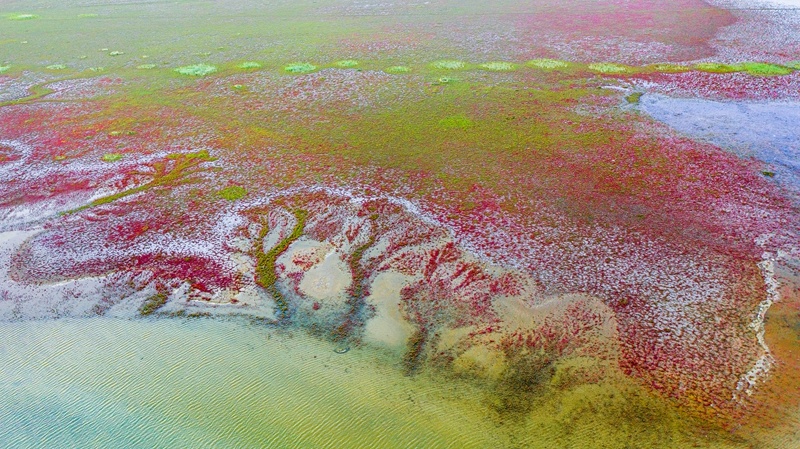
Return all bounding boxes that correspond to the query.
[0,318,506,448]
[0,317,763,449]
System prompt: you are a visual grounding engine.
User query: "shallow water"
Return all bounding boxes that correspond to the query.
[640,94,800,190]
[0,317,508,449]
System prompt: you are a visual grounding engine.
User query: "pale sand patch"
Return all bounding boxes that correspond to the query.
[363,271,417,349]
[262,209,297,251]
[276,238,330,272]
[298,248,351,304]
[496,293,617,337]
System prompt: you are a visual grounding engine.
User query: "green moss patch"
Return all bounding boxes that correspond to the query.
[238,61,261,69]
[625,92,643,104]
[174,64,218,76]
[588,63,631,74]
[284,62,317,74]
[438,115,474,130]
[8,14,38,20]
[46,64,67,70]
[693,62,739,73]
[255,209,308,315]
[527,59,569,69]
[432,60,466,70]
[78,13,98,18]
[480,62,516,71]
[101,153,123,162]
[649,63,690,73]
[734,62,793,76]
[137,64,156,69]
[335,60,359,68]
[0,66,9,74]
[217,185,247,201]
[109,51,124,56]
[385,65,411,74]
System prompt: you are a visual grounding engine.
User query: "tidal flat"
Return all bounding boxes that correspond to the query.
[1,0,800,447]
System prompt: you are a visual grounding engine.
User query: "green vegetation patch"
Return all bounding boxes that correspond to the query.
[787,61,800,69]
[238,61,261,69]
[46,64,67,70]
[66,150,217,214]
[625,92,644,104]
[385,65,411,74]
[649,63,690,73]
[0,66,9,74]
[284,62,317,74]
[137,64,156,70]
[480,61,516,71]
[438,115,474,130]
[139,292,169,316]
[693,62,739,73]
[101,153,123,162]
[588,63,631,74]
[174,64,218,76]
[527,59,569,69]
[432,60,466,70]
[8,14,38,20]
[217,185,247,201]
[109,51,124,56]
[734,62,793,76]
[335,60,359,68]
[256,209,308,315]
[78,13,98,18]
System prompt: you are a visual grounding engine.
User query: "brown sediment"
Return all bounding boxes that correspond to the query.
[733,262,800,445]
[403,328,428,375]
[328,232,378,344]
[139,290,169,316]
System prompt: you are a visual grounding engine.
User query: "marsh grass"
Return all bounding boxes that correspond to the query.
[648,63,690,73]
[588,63,631,74]
[432,60,466,70]
[238,61,261,69]
[693,62,739,73]
[174,64,218,76]
[385,65,411,74]
[102,153,123,162]
[284,63,316,74]
[217,185,247,201]
[625,92,643,104]
[335,60,359,68]
[734,62,793,76]
[255,209,308,316]
[8,14,38,20]
[479,62,516,71]
[527,59,569,69]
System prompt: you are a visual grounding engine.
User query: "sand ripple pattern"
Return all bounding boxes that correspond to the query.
[0,318,496,448]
